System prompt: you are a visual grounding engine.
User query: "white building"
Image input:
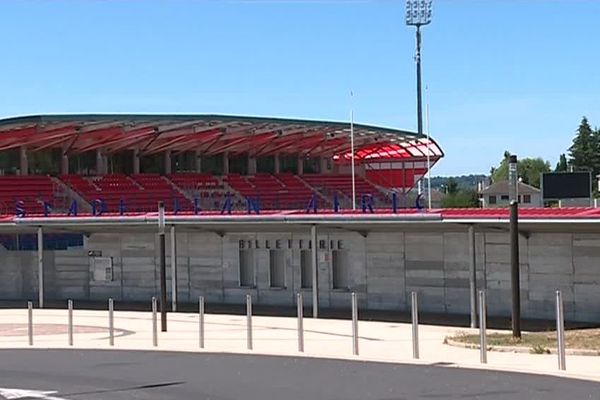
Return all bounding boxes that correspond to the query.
[478,180,541,208]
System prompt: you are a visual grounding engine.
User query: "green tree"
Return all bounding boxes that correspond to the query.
[490,151,550,188]
[568,117,600,176]
[555,153,568,172]
[441,189,479,208]
[446,178,459,195]
[518,158,551,188]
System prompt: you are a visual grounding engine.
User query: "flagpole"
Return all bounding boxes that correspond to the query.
[426,102,432,209]
[350,91,356,210]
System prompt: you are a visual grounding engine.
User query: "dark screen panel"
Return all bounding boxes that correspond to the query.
[542,172,591,199]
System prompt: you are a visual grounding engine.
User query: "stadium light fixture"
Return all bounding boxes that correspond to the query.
[405,0,432,26]
[406,0,433,207]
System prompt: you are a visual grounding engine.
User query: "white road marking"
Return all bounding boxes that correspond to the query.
[0,388,67,400]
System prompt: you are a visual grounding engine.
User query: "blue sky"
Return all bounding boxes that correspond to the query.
[0,0,598,176]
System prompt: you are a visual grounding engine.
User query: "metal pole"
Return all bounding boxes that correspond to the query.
[479,290,487,364]
[310,224,319,318]
[152,296,158,347]
[426,102,432,209]
[37,227,44,308]
[411,291,419,359]
[416,25,423,139]
[297,292,304,352]
[556,290,566,370]
[199,295,205,349]
[67,299,73,346]
[510,200,521,338]
[350,93,356,211]
[468,225,477,328]
[246,294,253,350]
[27,301,33,346]
[170,225,177,312]
[158,202,167,332]
[108,298,114,346]
[351,292,359,355]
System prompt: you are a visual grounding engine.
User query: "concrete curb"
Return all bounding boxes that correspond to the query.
[444,337,600,356]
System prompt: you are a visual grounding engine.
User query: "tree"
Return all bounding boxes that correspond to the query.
[446,178,458,195]
[568,117,600,177]
[490,151,550,188]
[555,153,568,172]
[441,189,479,208]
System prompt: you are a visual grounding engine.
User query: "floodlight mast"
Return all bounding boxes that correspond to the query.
[406,0,432,206]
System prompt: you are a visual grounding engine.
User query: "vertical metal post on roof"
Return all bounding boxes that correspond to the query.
[425,102,432,209]
[468,225,477,328]
[37,227,44,308]
[350,91,356,210]
[19,146,28,176]
[274,153,281,174]
[195,150,202,173]
[170,225,177,312]
[133,147,141,174]
[95,149,103,175]
[311,224,319,318]
[164,151,172,174]
[402,161,407,208]
[61,153,69,176]
[223,152,230,175]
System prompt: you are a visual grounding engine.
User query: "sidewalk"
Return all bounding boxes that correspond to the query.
[0,308,598,382]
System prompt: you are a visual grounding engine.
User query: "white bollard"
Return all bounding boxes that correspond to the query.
[556,290,566,370]
[67,299,73,346]
[411,291,419,359]
[199,296,205,349]
[478,290,487,364]
[152,297,158,347]
[351,292,359,355]
[27,301,33,346]
[246,294,253,350]
[297,293,304,352]
[108,298,114,346]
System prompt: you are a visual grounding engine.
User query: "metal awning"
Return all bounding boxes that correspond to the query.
[0,114,444,161]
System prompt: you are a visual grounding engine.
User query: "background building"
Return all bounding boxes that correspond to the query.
[478,180,541,208]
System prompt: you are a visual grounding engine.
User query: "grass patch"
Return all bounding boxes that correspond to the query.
[448,328,600,352]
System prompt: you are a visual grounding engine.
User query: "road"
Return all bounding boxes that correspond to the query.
[0,350,598,400]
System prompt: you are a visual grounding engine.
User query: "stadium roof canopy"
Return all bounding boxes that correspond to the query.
[0,114,443,161]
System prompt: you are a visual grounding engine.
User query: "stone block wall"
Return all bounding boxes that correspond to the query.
[0,227,598,322]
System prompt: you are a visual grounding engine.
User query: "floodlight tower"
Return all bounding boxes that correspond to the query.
[406,0,432,203]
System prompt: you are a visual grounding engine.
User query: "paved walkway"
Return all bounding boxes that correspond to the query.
[0,308,598,382]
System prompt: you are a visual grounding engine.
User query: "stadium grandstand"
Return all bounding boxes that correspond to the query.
[0,114,443,215]
[3,114,600,323]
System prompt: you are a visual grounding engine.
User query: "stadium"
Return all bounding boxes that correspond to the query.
[1,114,600,323]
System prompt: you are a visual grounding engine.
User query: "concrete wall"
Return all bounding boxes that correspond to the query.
[1,228,599,322]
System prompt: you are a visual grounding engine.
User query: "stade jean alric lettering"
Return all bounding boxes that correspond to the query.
[1,114,599,323]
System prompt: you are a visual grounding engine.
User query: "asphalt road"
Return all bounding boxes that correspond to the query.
[0,350,599,400]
